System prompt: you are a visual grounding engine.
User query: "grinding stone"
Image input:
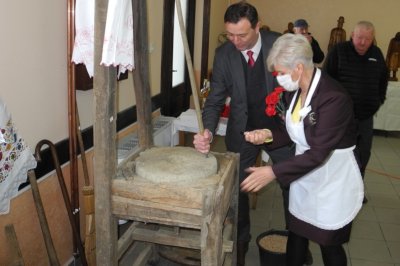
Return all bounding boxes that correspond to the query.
[135,146,218,183]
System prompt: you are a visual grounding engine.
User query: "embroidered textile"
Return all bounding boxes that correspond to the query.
[0,99,36,214]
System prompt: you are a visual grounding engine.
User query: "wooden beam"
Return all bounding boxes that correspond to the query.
[93,0,118,264]
[67,0,80,252]
[132,0,153,149]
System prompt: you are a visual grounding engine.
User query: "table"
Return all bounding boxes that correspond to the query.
[171,109,227,146]
[172,108,228,136]
[374,81,400,131]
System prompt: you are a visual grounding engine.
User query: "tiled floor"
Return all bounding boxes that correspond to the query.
[236,131,400,266]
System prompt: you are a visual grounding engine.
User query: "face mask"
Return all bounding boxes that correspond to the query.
[276,73,300,92]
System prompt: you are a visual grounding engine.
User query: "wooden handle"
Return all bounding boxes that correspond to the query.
[76,102,90,186]
[5,224,24,266]
[28,170,60,266]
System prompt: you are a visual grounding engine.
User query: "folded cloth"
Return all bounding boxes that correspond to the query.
[101,0,134,77]
[71,0,95,77]
[0,99,37,214]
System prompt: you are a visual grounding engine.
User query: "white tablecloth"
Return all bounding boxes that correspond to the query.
[374,81,400,131]
[171,109,227,146]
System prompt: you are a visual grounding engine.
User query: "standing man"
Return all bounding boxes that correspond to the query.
[324,21,388,203]
[193,2,294,265]
[293,19,325,64]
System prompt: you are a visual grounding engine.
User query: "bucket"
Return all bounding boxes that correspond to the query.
[256,229,288,266]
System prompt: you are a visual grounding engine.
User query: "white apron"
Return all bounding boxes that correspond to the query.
[286,68,364,230]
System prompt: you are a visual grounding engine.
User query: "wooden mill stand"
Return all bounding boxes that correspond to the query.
[92,0,238,265]
[115,151,239,265]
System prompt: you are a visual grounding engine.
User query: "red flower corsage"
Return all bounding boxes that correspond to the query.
[221,104,230,118]
[220,97,231,118]
[265,86,285,117]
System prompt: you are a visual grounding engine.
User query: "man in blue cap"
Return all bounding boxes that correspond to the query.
[293,19,325,64]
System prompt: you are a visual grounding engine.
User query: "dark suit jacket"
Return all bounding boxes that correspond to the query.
[271,71,357,186]
[202,30,288,153]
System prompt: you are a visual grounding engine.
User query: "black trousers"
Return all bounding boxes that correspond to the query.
[354,116,374,178]
[287,231,347,266]
[237,141,294,242]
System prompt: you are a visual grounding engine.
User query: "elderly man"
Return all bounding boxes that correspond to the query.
[324,21,388,203]
[293,19,325,64]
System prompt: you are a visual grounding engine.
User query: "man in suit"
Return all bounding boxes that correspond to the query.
[193,2,294,265]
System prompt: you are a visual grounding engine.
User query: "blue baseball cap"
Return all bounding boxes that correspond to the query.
[294,19,309,28]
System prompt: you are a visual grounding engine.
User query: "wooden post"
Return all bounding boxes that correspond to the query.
[201,188,223,265]
[93,0,118,264]
[132,0,153,148]
[67,0,80,253]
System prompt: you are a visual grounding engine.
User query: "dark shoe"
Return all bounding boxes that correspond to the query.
[304,248,313,265]
[363,196,368,204]
[237,241,249,266]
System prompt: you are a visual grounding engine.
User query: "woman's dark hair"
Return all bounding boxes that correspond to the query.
[224,1,259,28]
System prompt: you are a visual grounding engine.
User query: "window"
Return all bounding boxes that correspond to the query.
[172,0,188,87]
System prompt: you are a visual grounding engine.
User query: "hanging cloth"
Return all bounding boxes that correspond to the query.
[72,0,134,78]
[0,99,37,214]
[101,0,134,77]
[71,0,95,77]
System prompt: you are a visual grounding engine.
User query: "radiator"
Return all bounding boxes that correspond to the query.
[117,116,176,163]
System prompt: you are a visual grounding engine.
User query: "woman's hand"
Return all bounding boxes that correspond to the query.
[240,166,276,193]
[243,129,272,145]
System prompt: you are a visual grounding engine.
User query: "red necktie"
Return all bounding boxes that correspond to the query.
[247,50,255,67]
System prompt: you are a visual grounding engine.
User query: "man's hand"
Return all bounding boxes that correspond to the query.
[243,129,272,145]
[193,129,212,154]
[303,33,312,43]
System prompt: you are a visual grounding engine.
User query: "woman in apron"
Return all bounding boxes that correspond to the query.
[241,34,364,265]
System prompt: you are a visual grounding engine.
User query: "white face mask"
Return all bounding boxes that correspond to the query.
[276,73,300,92]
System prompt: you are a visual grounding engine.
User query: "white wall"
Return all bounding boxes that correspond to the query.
[0,1,163,147]
[1,1,68,147]
[252,0,399,64]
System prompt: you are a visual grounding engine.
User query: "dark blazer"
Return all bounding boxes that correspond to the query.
[271,71,357,186]
[202,30,287,153]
